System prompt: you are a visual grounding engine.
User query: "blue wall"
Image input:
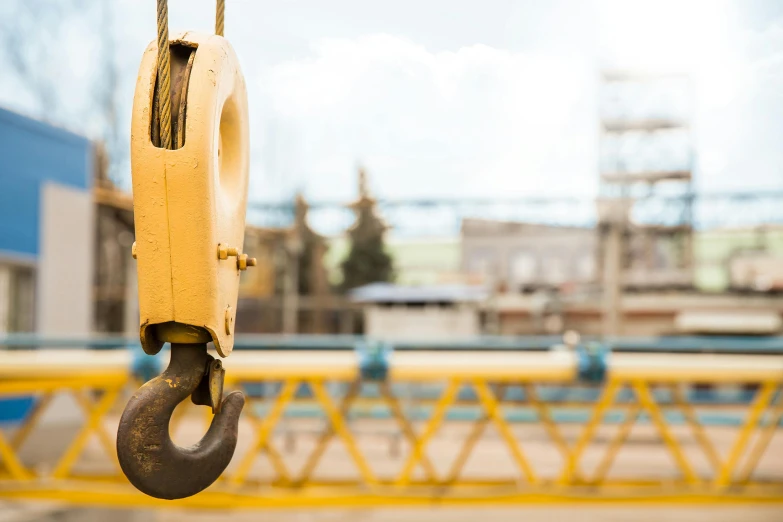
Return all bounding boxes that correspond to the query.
[0,107,92,258]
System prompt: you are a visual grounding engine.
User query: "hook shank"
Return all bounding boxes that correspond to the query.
[117,343,244,499]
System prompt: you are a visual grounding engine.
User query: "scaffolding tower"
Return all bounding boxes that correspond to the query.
[597,70,694,292]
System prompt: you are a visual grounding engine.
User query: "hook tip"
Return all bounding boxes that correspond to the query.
[219,390,245,417]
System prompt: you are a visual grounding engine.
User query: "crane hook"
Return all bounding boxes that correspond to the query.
[117,343,245,499]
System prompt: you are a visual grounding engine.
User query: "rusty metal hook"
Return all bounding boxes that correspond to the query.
[117,343,245,499]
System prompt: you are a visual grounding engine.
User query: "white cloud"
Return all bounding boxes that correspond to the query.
[254,34,596,201]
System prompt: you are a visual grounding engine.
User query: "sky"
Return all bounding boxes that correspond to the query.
[1,0,782,203]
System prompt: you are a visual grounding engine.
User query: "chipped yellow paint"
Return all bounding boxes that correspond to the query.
[131,32,249,357]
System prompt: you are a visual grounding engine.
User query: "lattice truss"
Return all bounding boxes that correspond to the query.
[0,368,780,507]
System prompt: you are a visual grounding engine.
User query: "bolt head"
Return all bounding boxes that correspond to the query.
[219,244,240,260]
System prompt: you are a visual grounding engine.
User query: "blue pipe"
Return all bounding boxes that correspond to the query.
[2,334,783,353]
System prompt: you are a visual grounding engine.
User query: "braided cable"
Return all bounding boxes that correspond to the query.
[216,0,225,36]
[156,0,172,149]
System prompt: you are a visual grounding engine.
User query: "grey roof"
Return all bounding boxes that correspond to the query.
[349,282,488,303]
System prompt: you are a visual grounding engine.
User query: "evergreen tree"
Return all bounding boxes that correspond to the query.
[340,168,394,291]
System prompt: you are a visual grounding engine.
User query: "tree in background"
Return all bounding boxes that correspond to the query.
[292,193,329,296]
[0,0,126,187]
[340,168,394,291]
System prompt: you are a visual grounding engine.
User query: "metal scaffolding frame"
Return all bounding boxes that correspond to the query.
[597,70,696,290]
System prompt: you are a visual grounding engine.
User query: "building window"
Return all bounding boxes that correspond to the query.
[510,252,537,285]
[542,255,567,285]
[0,263,35,334]
[577,254,595,281]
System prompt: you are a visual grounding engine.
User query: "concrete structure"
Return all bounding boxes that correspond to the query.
[459,218,783,295]
[461,218,595,292]
[0,107,94,335]
[493,292,783,336]
[37,184,94,335]
[350,282,487,339]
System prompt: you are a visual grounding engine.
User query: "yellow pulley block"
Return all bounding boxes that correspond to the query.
[131,31,249,358]
[117,29,253,500]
